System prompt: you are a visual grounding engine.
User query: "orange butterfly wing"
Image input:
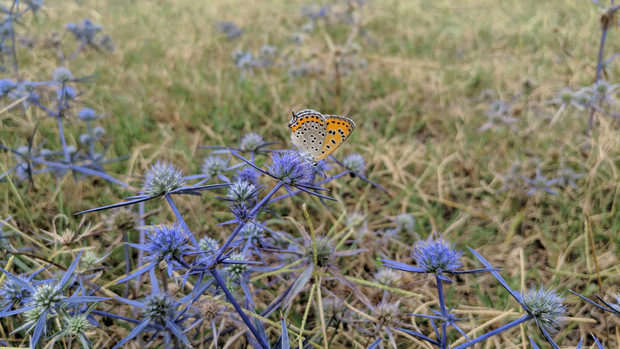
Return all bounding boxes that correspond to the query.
[314,115,355,161]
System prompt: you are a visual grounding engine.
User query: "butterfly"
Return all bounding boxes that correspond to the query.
[288,109,355,162]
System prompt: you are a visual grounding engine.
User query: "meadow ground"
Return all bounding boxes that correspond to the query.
[0,0,618,348]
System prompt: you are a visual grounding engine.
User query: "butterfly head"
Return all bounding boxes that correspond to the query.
[287,110,298,128]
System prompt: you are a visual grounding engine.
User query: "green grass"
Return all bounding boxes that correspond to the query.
[0,0,619,347]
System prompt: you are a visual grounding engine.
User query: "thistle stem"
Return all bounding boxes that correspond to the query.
[450,315,531,349]
[210,268,269,349]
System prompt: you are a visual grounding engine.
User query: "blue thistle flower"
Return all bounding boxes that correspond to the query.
[98,34,114,52]
[113,292,191,349]
[520,167,560,196]
[142,292,175,322]
[53,67,73,83]
[225,253,249,279]
[199,236,219,251]
[0,274,32,310]
[267,150,312,186]
[373,268,400,287]
[142,161,188,197]
[521,287,566,334]
[235,166,260,185]
[239,223,264,244]
[78,133,94,146]
[411,234,464,274]
[125,223,194,279]
[57,86,76,105]
[555,166,584,189]
[78,107,97,121]
[201,155,229,181]
[0,78,15,98]
[239,132,265,152]
[226,180,260,203]
[395,213,416,235]
[215,21,242,40]
[93,126,106,137]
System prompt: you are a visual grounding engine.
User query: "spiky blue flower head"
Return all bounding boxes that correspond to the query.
[267,150,312,186]
[215,21,242,40]
[199,236,219,251]
[232,49,246,63]
[291,32,305,45]
[373,268,400,287]
[342,153,365,174]
[411,234,463,274]
[65,312,91,336]
[240,223,263,244]
[81,18,102,42]
[557,88,574,104]
[79,133,94,146]
[236,52,254,70]
[31,283,64,310]
[57,86,76,101]
[143,223,193,264]
[239,132,265,152]
[0,78,15,97]
[99,34,114,52]
[24,305,46,327]
[395,213,416,234]
[225,253,249,279]
[53,67,73,83]
[14,162,29,181]
[142,161,187,197]
[201,155,229,180]
[374,301,400,324]
[228,202,254,222]
[0,275,32,308]
[235,167,259,185]
[142,292,175,323]
[521,287,567,333]
[304,236,334,267]
[78,107,97,121]
[93,126,106,138]
[259,45,277,58]
[227,180,259,203]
